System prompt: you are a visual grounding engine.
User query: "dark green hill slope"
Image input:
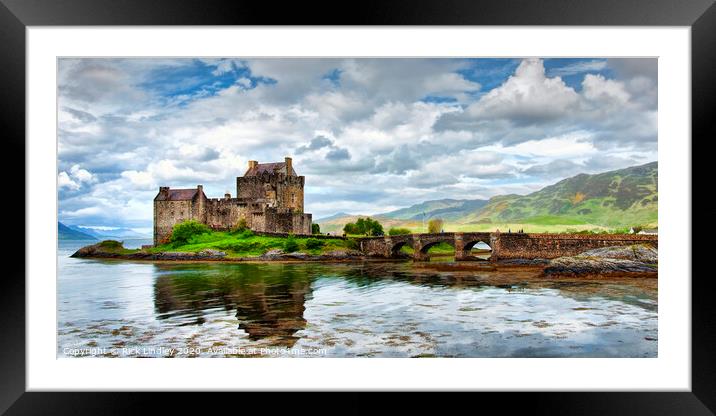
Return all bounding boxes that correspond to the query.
[461,162,657,228]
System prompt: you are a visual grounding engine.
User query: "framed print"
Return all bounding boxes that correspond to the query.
[3,0,714,413]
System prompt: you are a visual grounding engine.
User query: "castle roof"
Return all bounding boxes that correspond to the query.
[244,162,297,177]
[155,188,202,201]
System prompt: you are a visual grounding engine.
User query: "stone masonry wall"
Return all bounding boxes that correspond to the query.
[253,208,312,235]
[236,174,305,212]
[202,198,248,231]
[153,200,194,244]
[490,233,658,260]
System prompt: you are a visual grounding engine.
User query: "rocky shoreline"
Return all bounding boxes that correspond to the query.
[542,245,657,278]
[71,241,658,277]
[70,242,368,262]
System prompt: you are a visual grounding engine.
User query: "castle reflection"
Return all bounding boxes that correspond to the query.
[151,261,657,349]
[153,263,316,347]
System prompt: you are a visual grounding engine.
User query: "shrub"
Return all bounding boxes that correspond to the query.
[427,218,444,233]
[312,223,321,234]
[283,236,299,253]
[170,220,211,245]
[305,238,325,250]
[217,241,262,253]
[99,240,123,249]
[388,227,411,236]
[232,218,249,234]
[234,229,254,239]
[345,238,359,250]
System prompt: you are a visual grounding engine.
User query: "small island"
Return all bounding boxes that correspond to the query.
[72,221,366,262]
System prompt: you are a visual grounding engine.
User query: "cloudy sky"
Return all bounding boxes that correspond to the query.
[58,57,657,233]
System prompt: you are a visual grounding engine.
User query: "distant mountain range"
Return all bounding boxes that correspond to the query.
[317,162,657,233]
[382,199,489,221]
[58,222,150,240]
[58,222,97,240]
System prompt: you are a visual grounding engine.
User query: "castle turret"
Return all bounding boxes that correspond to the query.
[285,157,292,176]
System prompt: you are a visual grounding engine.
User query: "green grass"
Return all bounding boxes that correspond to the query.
[148,231,352,258]
[97,240,140,255]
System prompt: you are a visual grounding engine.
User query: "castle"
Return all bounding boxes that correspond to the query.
[153,157,312,245]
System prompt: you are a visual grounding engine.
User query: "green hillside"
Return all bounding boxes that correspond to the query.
[461,162,657,228]
[382,198,488,221]
[316,162,657,234]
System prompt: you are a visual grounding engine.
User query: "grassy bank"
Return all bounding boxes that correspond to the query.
[149,230,354,258]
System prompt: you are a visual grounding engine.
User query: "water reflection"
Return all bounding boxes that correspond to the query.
[154,264,316,346]
[57,240,657,357]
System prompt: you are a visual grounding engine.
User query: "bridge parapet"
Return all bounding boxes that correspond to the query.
[491,233,657,260]
[358,232,657,262]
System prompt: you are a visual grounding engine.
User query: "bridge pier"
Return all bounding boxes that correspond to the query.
[454,233,470,261]
[413,251,430,261]
[412,237,429,261]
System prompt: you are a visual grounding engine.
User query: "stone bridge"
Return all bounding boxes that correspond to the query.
[359,232,658,262]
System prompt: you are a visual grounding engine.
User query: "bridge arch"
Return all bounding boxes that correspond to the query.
[390,240,414,257]
[413,238,455,261]
[462,239,492,260]
[418,240,455,254]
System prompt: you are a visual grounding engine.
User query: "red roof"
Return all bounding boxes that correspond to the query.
[244,162,297,177]
[155,188,202,201]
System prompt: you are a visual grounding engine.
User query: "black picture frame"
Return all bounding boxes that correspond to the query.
[2,0,712,414]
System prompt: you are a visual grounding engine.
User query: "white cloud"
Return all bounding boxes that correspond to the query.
[582,74,630,105]
[548,60,607,76]
[465,58,579,122]
[57,57,657,225]
[69,164,96,183]
[58,172,80,191]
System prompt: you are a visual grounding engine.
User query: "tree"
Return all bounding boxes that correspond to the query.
[312,223,321,234]
[388,227,411,236]
[343,222,358,235]
[343,217,384,236]
[427,218,444,233]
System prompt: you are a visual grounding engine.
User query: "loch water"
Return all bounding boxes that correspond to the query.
[57,239,657,358]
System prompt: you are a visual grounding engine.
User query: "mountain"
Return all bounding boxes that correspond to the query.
[461,161,657,228]
[66,224,150,239]
[58,222,97,240]
[381,199,489,221]
[315,162,657,233]
[315,212,352,222]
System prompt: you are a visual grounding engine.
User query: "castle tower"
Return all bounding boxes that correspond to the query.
[236,156,304,212]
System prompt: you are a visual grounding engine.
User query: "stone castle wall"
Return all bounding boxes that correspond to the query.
[250,208,312,235]
[202,198,248,231]
[236,174,305,212]
[153,200,195,244]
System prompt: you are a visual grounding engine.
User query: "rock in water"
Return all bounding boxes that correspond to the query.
[577,245,657,263]
[543,244,657,277]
